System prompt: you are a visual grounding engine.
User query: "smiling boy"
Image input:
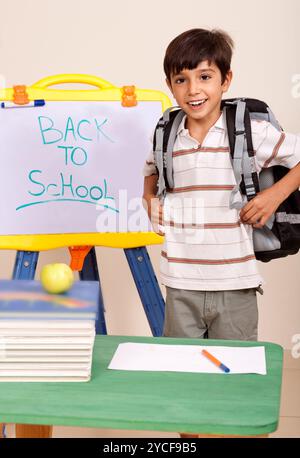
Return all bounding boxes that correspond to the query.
[143,29,300,340]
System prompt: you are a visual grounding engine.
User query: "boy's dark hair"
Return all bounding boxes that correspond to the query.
[164,28,234,84]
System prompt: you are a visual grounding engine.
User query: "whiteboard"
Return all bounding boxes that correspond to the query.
[0,101,161,235]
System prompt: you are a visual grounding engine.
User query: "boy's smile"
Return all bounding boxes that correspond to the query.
[167,61,232,133]
[187,98,208,110]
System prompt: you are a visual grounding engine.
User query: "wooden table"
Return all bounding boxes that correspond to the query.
[0,335,283,437]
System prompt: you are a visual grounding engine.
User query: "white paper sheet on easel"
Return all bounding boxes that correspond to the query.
[108,343,266,375]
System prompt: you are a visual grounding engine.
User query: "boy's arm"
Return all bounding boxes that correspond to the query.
[143,175,164,236]
[240,161,300,228]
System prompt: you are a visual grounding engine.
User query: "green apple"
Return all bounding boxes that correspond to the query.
[40,263,74,294]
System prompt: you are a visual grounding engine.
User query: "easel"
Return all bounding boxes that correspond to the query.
[0,73,171,438]
[1,74,170,335]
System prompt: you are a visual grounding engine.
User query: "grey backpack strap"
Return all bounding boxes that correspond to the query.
[250,109,282,131]
[267,108,282,131]
[229,100,258,210]
[229,99,247,209]
[154,124,166,199]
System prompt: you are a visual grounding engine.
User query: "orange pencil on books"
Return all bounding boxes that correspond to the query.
[202,349,230,373]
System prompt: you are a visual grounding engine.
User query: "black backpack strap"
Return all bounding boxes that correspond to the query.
[164,110,186,189]
[243,106,260,198]
[223,102,235,155]
[153,108,184,197]
[153,114,168,198]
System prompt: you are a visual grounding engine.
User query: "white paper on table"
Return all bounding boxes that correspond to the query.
[108,343,266,375]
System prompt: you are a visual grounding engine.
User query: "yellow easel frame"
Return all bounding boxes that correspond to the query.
[0,74,171,251]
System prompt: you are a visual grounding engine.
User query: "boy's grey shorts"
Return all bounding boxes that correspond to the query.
[164,287,259,341]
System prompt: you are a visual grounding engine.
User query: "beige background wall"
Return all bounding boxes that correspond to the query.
[0,0,299,349]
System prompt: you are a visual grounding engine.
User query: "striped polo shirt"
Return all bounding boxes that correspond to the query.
[143,112,300,291]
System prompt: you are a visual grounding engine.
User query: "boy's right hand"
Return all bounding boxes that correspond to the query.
[143,195,165,236]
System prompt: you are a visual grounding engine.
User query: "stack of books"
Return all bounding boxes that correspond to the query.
[0,280,98,382]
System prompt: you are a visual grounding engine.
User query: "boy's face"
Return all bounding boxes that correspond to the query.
[167,60,232,124]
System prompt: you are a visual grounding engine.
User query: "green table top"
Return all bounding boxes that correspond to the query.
[0,335,283,436]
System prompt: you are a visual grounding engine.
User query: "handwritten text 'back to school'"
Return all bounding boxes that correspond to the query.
[18,116,118,213]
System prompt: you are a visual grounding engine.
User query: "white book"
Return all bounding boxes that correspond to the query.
[2,349,92,356]
[0,369,91,376]
[0,356,91,362]
[0,320,95,329]
[0,362,91,370]
[0,328,95,337]
[0,376,91,382]
[0,312,96,319]
[2,336,95,344]
[3,344,93,350]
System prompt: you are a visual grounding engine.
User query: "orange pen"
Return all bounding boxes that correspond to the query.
[202,349,230,373]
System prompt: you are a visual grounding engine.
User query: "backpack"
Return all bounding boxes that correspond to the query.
[153,98,300,262]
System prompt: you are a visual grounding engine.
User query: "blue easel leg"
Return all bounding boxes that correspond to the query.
[12,251,39,280]
[124,247,165,337]
[79,247,107,335]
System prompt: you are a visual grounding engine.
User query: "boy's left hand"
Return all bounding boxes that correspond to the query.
[239,187,284,229]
